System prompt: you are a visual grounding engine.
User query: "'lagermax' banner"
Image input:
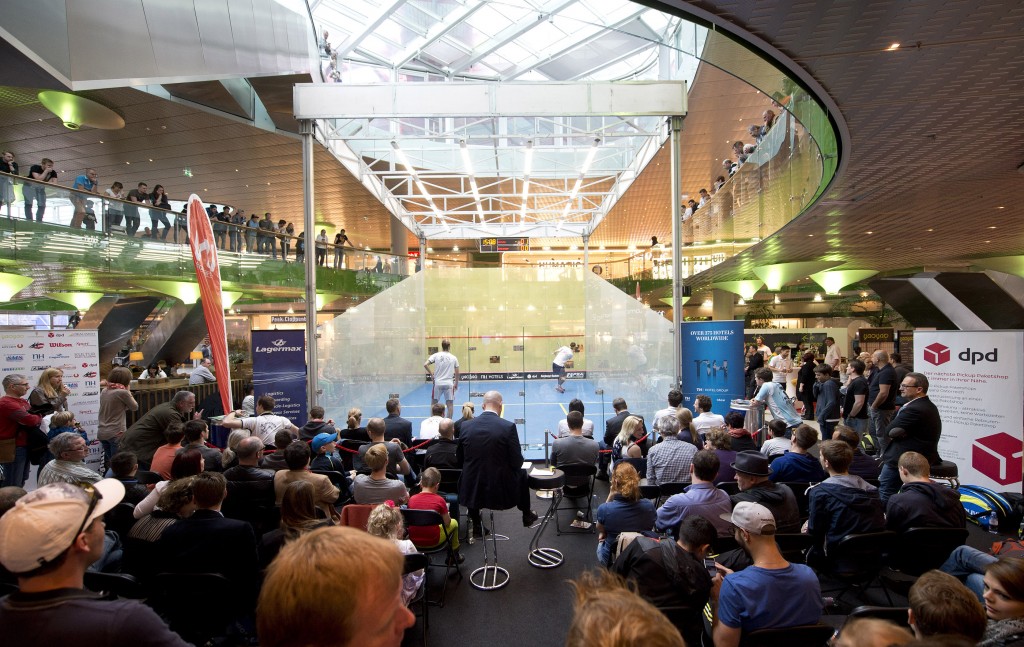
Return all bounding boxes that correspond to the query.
[252,330,308,428]
[914,331,1024,491]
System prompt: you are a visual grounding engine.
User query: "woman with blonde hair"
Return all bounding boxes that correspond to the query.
[340,407,369,443]
[454,401,475,437]
[367,501,424,605]
[612,415,644,465]
[675,407,701,448]
[220,429,250,469]
[29,367,70,414]
[595,462,655,566]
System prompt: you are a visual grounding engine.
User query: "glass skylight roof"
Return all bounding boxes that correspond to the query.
[310,0,707,239]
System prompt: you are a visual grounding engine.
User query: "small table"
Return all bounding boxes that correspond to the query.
[527,469,565,569]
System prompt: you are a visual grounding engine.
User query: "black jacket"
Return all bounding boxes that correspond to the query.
[885,480,966,532]
[299,420,337,442]
[604,410,646,447]
[731,480,801,533]
[807,476,885,550]
[384,414,413,446]
[882,397,942,466]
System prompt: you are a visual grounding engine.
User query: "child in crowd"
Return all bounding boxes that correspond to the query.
[150,424,186,481]
[407,467,462,564]
[759,419,791,459]
[38,410,88,468]
[367,501,424,605]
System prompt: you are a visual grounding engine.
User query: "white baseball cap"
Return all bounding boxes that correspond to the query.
[0,479,124,574]
[720,501,776,535]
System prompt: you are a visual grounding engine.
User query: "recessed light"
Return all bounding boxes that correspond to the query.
[997,206,1005,209]
[887,43,900,50]
[98,140,103,144]
[148,158,153,162]
[808,234,814,237]
[865,231,873,235]
[988,226,997,229]
[926,228,934,232]
[125,161,130,165]
[984,240,991,243]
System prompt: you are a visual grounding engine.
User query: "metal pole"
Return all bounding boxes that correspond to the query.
[419,235,426,271]
[582,233,589,271]
[301,119,319,408]
[670,115,684,390]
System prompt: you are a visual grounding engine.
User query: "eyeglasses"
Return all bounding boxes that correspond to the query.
[899,383,920,390]
[72,482,103,542]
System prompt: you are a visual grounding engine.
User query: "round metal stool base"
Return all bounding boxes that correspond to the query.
[536,489,555,499]
[528,547,564,568]
[469,565,510,590]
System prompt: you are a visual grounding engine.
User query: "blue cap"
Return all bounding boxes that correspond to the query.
[311,432,336,454]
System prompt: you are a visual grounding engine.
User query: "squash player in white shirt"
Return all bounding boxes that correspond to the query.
[424,339,460,418]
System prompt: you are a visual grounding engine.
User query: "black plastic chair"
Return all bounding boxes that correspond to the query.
[135,469,163,485]
[640,484,660,501]
[84,571,146,599]
[400,508,462,607]
[554,463,597,534]
[104,502,138,540]
[717,481,740,496]
[781,482,811,519]
[889,527,968,576]
[774,533,815,564]
[404,552,429,644]
[740,623,835,647]
[622,457,647,479]
[649,481,690,508]
[151,572,238,645]
[820,531,898,608]
[846,605,912,628]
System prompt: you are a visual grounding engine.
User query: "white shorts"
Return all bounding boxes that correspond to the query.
[433,383,455,403]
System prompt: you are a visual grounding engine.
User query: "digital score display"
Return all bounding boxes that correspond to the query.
[479,237,530,253]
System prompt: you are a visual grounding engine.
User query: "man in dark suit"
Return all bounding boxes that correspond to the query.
[878,372,942,504]
[158,471,259,607]
[222,437,276,535]
[383,398,413,446]
[456,390,537,536]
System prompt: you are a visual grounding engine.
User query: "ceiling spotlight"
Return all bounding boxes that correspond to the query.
[887,43,900,50]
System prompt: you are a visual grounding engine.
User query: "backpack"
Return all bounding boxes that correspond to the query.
[961,484,1013,530]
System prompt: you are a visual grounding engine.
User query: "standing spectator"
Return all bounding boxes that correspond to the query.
[124,182,148,237]
[332,231,345,268]
[221,395,299,447]
[878,372,942,503]
[768,345,793,394]
[120,391,200,467]
[335,228,353,268]
[148,184,171,240]
[24,157,57,221]
[868,350,897,450]
[745,344,764,398]
[796,351,817,420]
[833,425,882,480]
[0,150,18,215]
[0,374,41,487]
[748,123,763,144]
[229,208,246,252]
[761,109,777,137]
[841,359,870,435]
[278,220,291,260]
[97,366,138,466]
[29,367,70,415]
[823,336,841,371]
[752,367,802,432]
[813,364,840,437]
[245,212,260,252]
[70,167,98,228]
[104,181,124,229]
[211,205,229,248]
[258,212,275,257]
[315,229,328,266]
[295,232,305,262]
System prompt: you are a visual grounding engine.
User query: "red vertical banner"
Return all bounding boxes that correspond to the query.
[187,195,232,414]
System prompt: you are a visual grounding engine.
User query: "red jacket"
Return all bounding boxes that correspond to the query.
[0,395,41,447]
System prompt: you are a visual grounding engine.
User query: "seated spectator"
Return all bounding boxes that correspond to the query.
[418,403,447,440]
[980,556,1024,646]
[656,450,732,537]
[309,432,344,472]
[259,430,295,471]
[831,618,914,647]
[354,417,411,476]
[37,410,87,468]
[123,476,196,581]
[110,451,150,505]
[424,418,458,470]
[220,394,299,446]
[220,429,249,470]
[760,419,791,459]
[0,486,26,517]
[0,479,189,645]
[908,570,987,643]
[133,447,205,519]
[675,407,701,448]
[769,424,827,483]
[712,503,822,644]
[367,502,424,605]
[150,424,186,480]
[723,411,757,453]
[338,407,369,443]
[730,451,800,533]
[557,398,595,438]
[180,419,222,472]
[833,425,882,480]
[222,436,275,523]
[610,415,645,467]
[407,467,461,563]
[256,527,415,646]
[693,395,726,440]
[353,443,408,506]
[595,462,656,566]
[613,516,718,646]
[260,480,331,568]
[645,415,696,487]
[886,450,965,533]
[453,401,475,438]
[652,389,683,439]
[299,406,336,442]
[38,432,100,486]
[705,428,738,482]
[552,411,600,472]
[806,440,885,568]
[566,569,685,647]
[158,472,259,607]
[274,442,341,519]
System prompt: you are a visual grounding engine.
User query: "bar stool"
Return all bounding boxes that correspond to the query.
[930,460,960,490]
[469,508,510,590]
[527,469,565,569]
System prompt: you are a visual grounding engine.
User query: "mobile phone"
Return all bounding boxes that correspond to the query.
[704,557,717,577]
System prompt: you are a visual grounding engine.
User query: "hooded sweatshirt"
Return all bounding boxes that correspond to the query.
[885,480,966,532]
[807,474,885,550]
[299,419,336,442]
[731,480,801,533]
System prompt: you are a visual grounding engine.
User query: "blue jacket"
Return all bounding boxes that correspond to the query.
[807,475,885,551]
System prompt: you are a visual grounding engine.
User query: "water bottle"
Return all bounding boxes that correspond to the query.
[989,511,999,534]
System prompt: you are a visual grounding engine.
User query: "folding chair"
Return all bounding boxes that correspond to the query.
[740,624,835,647]
[889,527,968,576]
[84,571,146,599]
[404,553,429,644]
[781,482,811,519]
[151,572,237,645]
[820,531,898,610]
[400,508,462,607]
[103,501,138,539]
[554,463,597,535]
[656,481,690,508]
